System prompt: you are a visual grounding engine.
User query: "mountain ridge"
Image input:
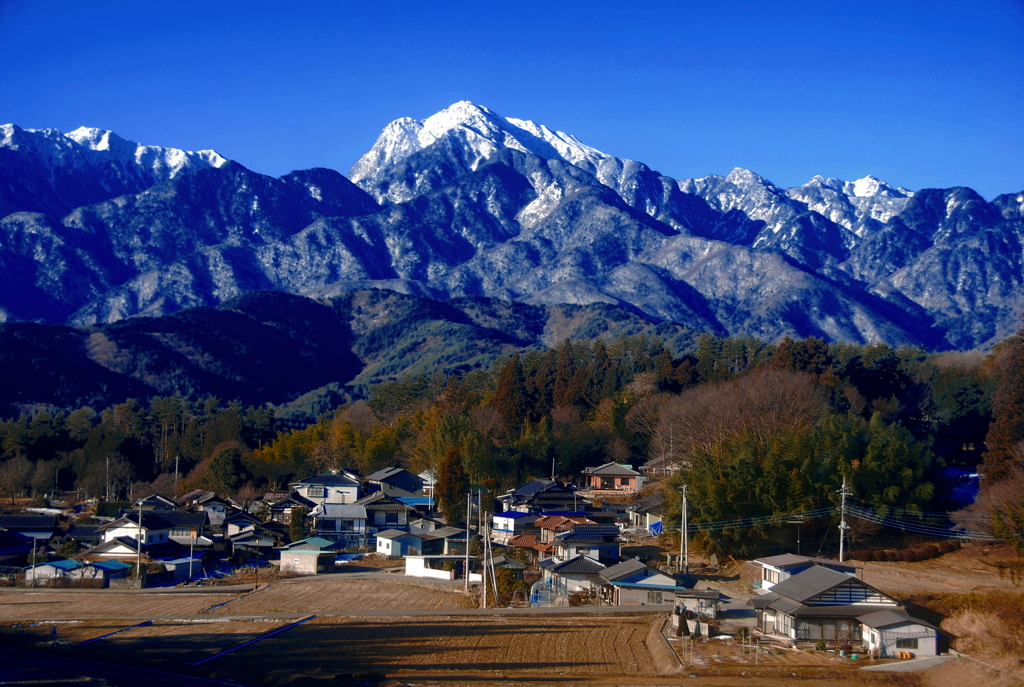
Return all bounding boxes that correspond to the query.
[2,103,1022,350]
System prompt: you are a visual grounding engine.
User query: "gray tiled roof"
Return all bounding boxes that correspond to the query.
[547,555,607,575]
[767,565,852,603]
[292,473,359,487]
[857,609,940,631]
[582,462,640,476]
[755,553,858,570]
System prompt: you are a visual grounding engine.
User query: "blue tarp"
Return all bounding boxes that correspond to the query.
[649,521,663,535]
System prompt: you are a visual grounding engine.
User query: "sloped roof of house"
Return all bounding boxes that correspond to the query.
[0,530,32,549]
[292,473,359,487]
[269,493,316,509]
[27,558,82,571]
[366,467,423,484]
[355,491,414,512]
[755,553,858,571]
[90,560,133,571]
[626,494,664,514]
[285,536,343,551]
[508,533,539,548]
[554,524,620,544]
[501,479,575,500]
[0,514,58,530]
[376,529,422,541]
[857,609,940,631]
[224,510,261,524]
[421,526,464,540]
[139,494,177,508]
[582,462,640,476]
[535,516,593,530]
[149,511,208,528]
[310,504,367,519]
[767,565,889,606]
[598,557,648,582]
[177,489,225,505]
[494,511,539,520]
[97,512,173,532]
[540,555,607,575]
[491,555,526,569]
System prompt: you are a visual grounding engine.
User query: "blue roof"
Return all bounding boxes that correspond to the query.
[27,559,81,571]
[495,511,537,519]
[396,497,432,506]
[90,560,133,571]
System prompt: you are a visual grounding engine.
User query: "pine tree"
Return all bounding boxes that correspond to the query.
[983,327,1024,482]
[491,352,528,435]
[435,447,469,525]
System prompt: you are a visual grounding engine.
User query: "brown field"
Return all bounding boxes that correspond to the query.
[206,578,472,615]
[0,590,238,620]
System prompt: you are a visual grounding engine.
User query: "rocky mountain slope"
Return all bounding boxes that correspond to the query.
[2,104,1022,350]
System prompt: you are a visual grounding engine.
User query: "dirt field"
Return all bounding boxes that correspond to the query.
[0,590,238,620]
[206,577,472,615]
[858,544,1022,594]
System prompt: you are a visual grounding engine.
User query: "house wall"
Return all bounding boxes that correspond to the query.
[296,485,360,505]
[863,625,939,657]
[280,552,333,575]
[104,524,169,545]
[613,586,670,606]
[405,557,456,580]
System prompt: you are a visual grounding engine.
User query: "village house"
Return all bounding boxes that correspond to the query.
[365,467,424,498]
[137,493,177,511]
[0,530,33,564]
[539,555,607,595]
[278,537,342,575]
[597,557,694,606]
[23,559,133,586]
[88,512,188,560]
[753,553,859,590]
[0,514,59,542]
[749,564,938,653]
[626,494,664,532]
[491,511,541,545]
[308,503,367,547]
[224,510,262,537]
[551,523,621,564]
[177,490,232,526]
[266,493,315,523]
[155,510,210,546]
[291,473,361,505]
[858,609,942,658]
[498,479,586,513]
[356,491,415,545]
[581,462,645,492]
[375,529,423,557]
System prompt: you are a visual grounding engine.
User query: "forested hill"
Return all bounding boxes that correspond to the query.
[0,288,702,418]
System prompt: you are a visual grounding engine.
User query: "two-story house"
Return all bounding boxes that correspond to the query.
[308,503,367,547]
[581,462,645,492]
[364,467,424,498]
[291,473,361,505]
[355,491,415,546]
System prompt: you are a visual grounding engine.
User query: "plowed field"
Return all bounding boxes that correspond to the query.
[207,578,470,615]
[0,590,237,620]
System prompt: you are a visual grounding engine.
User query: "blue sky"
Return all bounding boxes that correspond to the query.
[1,1,1022,199]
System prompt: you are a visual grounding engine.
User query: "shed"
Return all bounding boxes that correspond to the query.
[859,609,941,657]
[376,529,424,557]
[405,555,471,580]
[280,549,336,575]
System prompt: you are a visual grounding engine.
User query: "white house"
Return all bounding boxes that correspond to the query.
[375,529,424,557]
[98,512,172,546]
[491,511,540,545]
[598,558,693,606]
[859,609,941,657]
[291,473,361,505]
[754,553,859,591]
[309,503,367,547]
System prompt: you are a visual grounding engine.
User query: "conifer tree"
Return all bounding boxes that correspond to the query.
[435,447,469,525]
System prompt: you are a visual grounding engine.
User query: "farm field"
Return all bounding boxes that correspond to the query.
[206,577,472,615]
[0,590,238,620]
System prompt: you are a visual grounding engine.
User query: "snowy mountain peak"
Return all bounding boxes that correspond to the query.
[350,101,611,184]
[803,174,912,198]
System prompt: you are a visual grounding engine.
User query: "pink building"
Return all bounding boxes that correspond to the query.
[581,463,644,492]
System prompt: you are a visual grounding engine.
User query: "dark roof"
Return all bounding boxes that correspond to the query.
[857,609,941,631]
[355,491,414,512]
[768,565,852,603]
[545,555,607,575]
[582,462,640,476]
[66,524,102,541]
[376,529,420,540]
[599,557,648,581]
[554,524,620,544]
[148,511,208,528]
[626,494,665,514]
[98,512,173,532]
[0,530,33,548]
[224,510,261,524]
[504,479,575,499]
[0,514,58,530]
[366,467,423,483]
[292,473,359,487]
[756,553,858,571]
[269,493,316,509]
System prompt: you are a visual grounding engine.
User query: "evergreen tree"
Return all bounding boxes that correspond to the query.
[435,447,469,525]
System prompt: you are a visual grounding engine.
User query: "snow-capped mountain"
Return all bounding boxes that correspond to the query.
[0,123,227,218]
[2,103,1022,350]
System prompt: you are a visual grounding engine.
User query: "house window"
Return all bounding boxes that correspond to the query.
[577,546,591,555]
[308,487,325,498]
[385,513,398,524]
[896,638,918,649]
[647,591,663,604]
[342,520,354,529]
[619,478,630,486]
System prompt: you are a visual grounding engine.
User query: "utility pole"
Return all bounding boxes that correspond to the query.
[464,490,471,594]
[135,499,143,582]
[105,455,110,501]
[680,485,689,575]
[838,477,851,562]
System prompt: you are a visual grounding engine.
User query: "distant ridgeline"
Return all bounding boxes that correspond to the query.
[0,324,1011,555]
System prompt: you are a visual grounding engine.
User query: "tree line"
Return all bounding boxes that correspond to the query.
[2,329,1017,560]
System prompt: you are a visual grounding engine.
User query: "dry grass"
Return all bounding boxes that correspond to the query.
[0,590,239,620]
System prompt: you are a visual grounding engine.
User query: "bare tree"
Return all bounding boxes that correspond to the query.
[0,456,31,504]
